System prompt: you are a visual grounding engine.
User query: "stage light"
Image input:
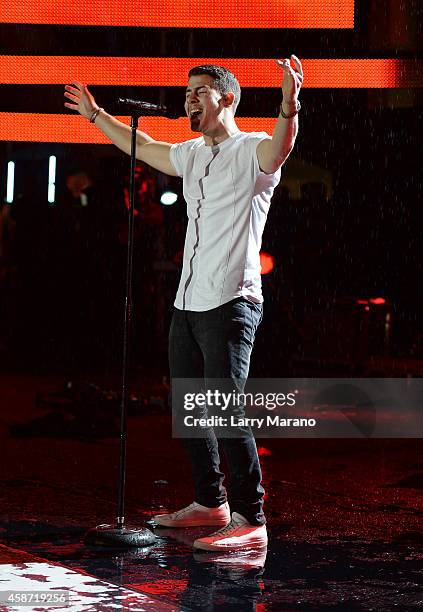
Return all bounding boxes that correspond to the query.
[160,190,178,205]
[260,251,275,275]
[369,297,386,305]
[48,155,56,203]
[6,161,15,203]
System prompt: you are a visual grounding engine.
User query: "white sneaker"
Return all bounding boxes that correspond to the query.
[152,501,230,527]
[193,512,268,551]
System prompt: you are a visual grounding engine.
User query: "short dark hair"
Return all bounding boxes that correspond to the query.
[188,65,241,115]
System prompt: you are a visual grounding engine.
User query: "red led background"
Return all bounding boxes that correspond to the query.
[0,1,420,144]
[1,57,420,88]
[0,0,354,29]
[0,115,284,144]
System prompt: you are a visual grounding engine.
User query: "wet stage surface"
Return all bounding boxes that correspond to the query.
[1,373,423,610]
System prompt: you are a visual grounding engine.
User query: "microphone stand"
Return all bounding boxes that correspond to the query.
[85,111,156,547]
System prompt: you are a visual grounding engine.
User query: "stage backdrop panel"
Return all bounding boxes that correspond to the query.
[1,57,420,88]
[0,0,354,29]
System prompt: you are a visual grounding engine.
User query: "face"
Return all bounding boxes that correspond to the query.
[66,172,91,196]
[185,74,226,133]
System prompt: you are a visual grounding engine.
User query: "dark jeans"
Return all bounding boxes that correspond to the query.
[169,297,265,525]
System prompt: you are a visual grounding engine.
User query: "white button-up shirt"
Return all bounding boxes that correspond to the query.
[170,131,281,311]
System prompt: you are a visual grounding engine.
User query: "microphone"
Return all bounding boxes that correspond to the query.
[117,98,180,119]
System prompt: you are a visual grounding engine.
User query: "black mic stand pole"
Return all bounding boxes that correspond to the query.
[85,111,156,547]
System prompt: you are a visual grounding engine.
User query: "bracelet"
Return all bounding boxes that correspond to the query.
[279,100,301,119]
[89,107,103,123]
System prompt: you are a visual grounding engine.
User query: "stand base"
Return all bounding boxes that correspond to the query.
[85,524,157,547]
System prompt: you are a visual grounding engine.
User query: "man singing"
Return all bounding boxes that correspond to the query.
[64,56,303,551]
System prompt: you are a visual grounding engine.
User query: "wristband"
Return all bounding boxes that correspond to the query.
[280,100,301,119]
[89,108,103,123]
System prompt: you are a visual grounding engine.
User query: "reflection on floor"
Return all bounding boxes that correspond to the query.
[1,373,423,610]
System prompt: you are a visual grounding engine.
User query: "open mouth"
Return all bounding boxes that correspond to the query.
[190,109,203,119]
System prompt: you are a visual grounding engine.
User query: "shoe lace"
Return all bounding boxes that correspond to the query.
[171,502,197,519]
[213,516,243,537]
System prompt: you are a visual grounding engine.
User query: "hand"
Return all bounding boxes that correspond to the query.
[276,54,303,104]
[64,82,98,120]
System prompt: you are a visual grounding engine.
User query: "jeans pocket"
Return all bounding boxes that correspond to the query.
[249,302,263,330]
[222,298,262,345]
[244,301,263,343]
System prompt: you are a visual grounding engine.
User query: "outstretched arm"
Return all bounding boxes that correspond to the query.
[64,82,178,177]
[257,54,303,174]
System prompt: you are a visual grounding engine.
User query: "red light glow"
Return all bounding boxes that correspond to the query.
[260,252,275,275]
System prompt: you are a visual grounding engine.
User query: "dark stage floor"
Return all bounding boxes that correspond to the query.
[1,373,423,611]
